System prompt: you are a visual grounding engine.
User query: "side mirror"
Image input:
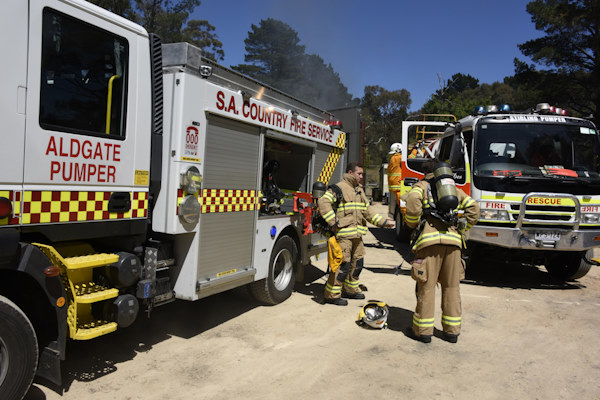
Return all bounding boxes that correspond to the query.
[403,177,419,187]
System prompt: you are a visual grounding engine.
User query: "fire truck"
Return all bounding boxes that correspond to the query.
[394,104,600,280]
[0,1,347,398]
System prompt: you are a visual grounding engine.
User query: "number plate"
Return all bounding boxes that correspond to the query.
[534,232,561,241]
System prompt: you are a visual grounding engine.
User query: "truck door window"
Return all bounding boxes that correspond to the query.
[438,135,453,162]
[40,8,129,138]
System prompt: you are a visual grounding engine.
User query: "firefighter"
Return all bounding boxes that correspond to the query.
[318,162,395,306]
[404,159,479,343]
[387,143,402,210]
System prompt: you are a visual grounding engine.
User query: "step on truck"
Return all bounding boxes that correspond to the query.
[0,1,348,398]
[394,104,600,280]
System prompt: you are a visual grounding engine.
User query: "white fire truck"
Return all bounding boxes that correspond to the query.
[394,104,600,280]
[0,1,347,398]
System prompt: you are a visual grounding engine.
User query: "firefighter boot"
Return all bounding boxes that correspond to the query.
[342,292,365,300]
[443,332,459,343]
[324,297,348,306]
[408,329,432,344]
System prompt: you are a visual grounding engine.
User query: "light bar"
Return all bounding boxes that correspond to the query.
[474,104,511,115]
[535,103,568,116]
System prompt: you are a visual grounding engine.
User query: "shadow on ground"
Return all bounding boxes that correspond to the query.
[367,226,586,291]
[27,287,263,398]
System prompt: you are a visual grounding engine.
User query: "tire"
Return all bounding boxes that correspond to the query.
[250,235,297,305]
[394,207,411,241]
[545,251,590,281]
[0,295,38,400]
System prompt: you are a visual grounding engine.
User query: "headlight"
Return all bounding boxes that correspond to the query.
[178,195,200,224]
[582,213,600,224]
[480,209,510,221]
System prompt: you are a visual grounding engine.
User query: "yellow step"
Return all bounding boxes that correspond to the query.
[71,321,118,340]
[72,282,119,303]
[64,253,120,270]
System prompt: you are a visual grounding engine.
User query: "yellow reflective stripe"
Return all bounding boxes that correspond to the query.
[337,226,368,236]
[413,231,462,248]
[411,187,424,196]
[442,315,462,326]
[325,283,342,294]
[371,214,383,225]
[344,279,359,288]
[323,210,335,222]
[405,214,420,223]
[322,192,335,202]
[466,222,473,229]
[413,315,435,327]
[460,197,475,209]
[389,173,402,176]
[389,185,402,190]
[339,202,367,211]
[337,227,359,236]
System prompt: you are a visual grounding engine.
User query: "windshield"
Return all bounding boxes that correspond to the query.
[474,122,600,180]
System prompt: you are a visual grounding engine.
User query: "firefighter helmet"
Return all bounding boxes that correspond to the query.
[389,142,402,154]
[357,301,389,329]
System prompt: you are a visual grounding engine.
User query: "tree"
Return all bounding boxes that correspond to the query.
[360,85,411,166]
[233,19,357,109]
[182,20,225,62]
[233,19,305,92]
[89,0,225,61]
[516,0,600,119]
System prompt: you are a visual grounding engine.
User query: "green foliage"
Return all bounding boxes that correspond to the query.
[233,19,305,91]
[421,73,499,119]
[89,0,225,61]
[232,19,357,109]
[360,85,411,166]
[182,20,225,61]
[516,0,599,119]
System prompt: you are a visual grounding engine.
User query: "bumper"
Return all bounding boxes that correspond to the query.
[469,225,600,251]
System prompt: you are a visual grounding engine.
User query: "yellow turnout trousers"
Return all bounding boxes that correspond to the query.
[411,244,463,336]
[324,238,364,300]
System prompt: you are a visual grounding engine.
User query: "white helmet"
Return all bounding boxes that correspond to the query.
[357,301,389,329]
[389,143,402,154]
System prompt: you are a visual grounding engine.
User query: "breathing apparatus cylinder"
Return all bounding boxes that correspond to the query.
[432,162,458,212]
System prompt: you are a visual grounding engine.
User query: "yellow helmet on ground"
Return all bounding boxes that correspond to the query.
[357,301,389,329]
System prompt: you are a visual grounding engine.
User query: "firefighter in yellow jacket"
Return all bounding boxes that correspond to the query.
[387,143,402,211]
[404,160,479,343]
[318,162,395,306]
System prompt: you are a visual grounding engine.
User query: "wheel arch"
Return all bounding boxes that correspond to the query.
[0,242,68,385]
[278,226,301,273]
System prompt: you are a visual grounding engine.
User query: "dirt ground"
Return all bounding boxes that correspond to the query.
[26,202,600,400]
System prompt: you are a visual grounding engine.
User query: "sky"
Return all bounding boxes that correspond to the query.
[192,0,543,112]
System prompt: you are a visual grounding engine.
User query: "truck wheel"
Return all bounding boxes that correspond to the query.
[394,207,411,241]
[0,295,38,400]
[545,251,590,280]
[250,235,297,305]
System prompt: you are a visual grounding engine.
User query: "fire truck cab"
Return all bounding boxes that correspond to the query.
[395,104,600,280]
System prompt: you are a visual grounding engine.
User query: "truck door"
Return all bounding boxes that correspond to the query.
[0,1,28,226]
[23,0,151,234]
[437,131,470,193]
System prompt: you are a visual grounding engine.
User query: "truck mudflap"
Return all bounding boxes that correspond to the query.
[471,192,600,250]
